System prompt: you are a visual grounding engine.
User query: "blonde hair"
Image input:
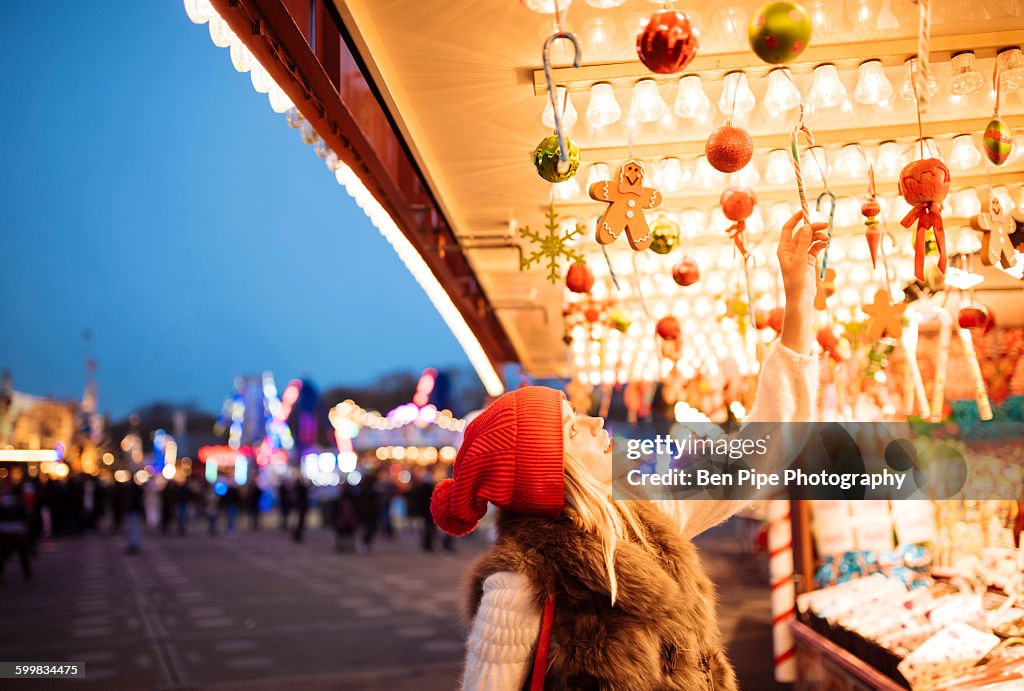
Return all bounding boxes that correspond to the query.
[562,450,652,605]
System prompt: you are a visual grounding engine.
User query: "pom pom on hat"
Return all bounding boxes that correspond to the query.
[431,478,483,537]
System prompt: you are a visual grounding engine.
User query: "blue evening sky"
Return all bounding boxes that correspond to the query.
[0,1,471,418]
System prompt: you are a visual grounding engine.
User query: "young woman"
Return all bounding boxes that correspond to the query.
[432,212,828,690]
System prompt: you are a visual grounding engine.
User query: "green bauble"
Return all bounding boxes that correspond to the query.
[749,1,812,65]
[649,216,681,255]
[534,135,581,183]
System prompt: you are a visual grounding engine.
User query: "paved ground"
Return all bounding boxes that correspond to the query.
[0,518,786,690]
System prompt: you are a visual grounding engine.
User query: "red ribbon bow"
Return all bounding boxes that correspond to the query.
[900,202,947,282]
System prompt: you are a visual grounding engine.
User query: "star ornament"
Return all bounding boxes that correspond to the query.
[862,289,907,342]
[971,195,1017,269]
[519,207,585,283]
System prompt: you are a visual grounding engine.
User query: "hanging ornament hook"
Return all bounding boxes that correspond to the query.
[542,32,582,174]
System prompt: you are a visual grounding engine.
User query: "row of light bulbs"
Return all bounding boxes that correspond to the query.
[545,51,1024,130]
[552,138,1023,202]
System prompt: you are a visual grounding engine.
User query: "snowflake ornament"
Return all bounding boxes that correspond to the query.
[519,207,585,283]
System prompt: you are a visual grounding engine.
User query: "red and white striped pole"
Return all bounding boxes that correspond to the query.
[767,498,796,682]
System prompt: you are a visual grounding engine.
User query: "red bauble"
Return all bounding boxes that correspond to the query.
[584,306,601,323]
[671,257,700,286]
[767,307,785,333]
[861,198,881,218]
[898,158,951,205]
[958,304,991,331]
[705,125,754,174]
[636,10,699,74]
[720,187,757,222]
[656,316,681,341]
[816,326,839,351]
[565,261,595,294]
[754,309,771,330]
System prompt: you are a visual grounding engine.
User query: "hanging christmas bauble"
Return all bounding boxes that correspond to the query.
[565,260,595,294]
[671,257,700,286]
[636,10,699,74]
[534,135,581,183]
[983,118,1013,166]
[748,1,812,65]
[899,158,950,205]
[754,309,771,329]
[767,307,785,333]
[816,325,838,351]
[958,304,992,330]
[705,125,754,174]
[861,198,881,218]
[720,187,757,222]
[608,309,633,332]
[584,305,602,323]
[649,215,681,255]
[656,315,681,341]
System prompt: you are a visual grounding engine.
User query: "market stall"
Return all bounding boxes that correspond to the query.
[182,0,1024,686]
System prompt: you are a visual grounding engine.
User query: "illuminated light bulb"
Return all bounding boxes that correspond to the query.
[656,157,689,194]
[630,79,667,123]
[230,41,255,73]
[768,201,793,229]
[542,86,578,130]
[999,48,1024,91]
[250,62,273,94]
[208,15,236,48]
[586,0,624,8]
[763,68,801,113]
[553,176,581,201]
[1005,131,1024,165]
[184,0,214,25]
[948,134,981,171]
[899,58,938,100]
[808,64,847,108]
[875,141,906,179]
[582,16,616,60]
[911,137,942,162]
[585,82,621,129]
[854,60,893,105]
[268,83,294,113]
[712,6,748,50]
[808,0,834,38]
[801,146,829,186]
[948,52,985,96]
[521,0,572,13]
[719,71,756,117]
[729,160,760,188]
[694,155,725,190]
[765,149,795,185]
[674,75,710,119]
[680,208,705,236]
[286,106,303,129]
[834,197,860,227]
[835,143,868,180]
[586,162,611,189]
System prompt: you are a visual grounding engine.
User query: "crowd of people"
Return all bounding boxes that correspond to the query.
[0,462,456,582]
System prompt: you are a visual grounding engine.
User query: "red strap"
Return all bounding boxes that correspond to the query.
[530,596,556,691]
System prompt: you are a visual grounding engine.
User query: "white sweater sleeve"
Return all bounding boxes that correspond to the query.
[660,342,818,540]
[461,571,543,691]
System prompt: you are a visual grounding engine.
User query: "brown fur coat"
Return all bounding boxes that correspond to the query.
[465,502,738,691]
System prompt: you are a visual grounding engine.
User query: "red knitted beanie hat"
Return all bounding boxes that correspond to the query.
[431,386,565,536]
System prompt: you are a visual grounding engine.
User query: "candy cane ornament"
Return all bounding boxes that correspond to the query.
[767,499,796,682]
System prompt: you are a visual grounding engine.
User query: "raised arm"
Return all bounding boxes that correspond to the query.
[667,212,827,539]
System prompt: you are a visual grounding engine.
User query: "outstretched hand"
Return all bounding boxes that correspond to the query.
[777,211,831,302]
[776,211,830,355]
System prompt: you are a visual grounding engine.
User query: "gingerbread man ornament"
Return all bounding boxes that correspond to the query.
[971,195,1017,269]
[589,159,662,251]
[862,289,907,342]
